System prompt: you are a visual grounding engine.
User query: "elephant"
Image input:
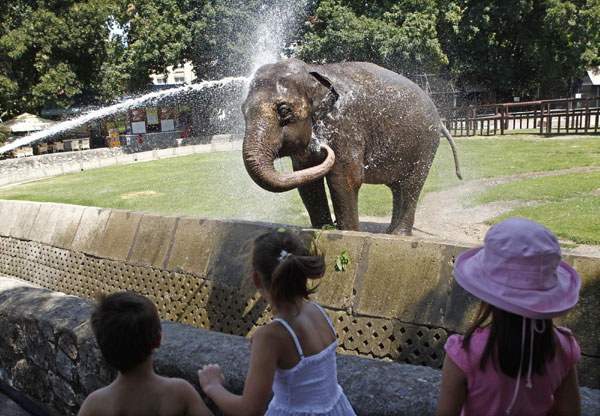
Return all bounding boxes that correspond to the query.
[242,58,462,235]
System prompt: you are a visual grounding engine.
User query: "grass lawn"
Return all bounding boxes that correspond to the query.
[0,134,599,243]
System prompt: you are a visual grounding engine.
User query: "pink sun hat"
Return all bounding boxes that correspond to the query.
[454,217,580,319]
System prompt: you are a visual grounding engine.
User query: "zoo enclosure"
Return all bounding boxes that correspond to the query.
[443,97,600,136]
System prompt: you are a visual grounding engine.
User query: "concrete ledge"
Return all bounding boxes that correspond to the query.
[0,199,599,388]
[2,277,597,416]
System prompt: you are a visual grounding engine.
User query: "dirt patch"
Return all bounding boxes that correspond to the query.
[121,190,163,199]
[360,166,600,257]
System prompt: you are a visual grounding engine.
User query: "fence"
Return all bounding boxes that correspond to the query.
[443,97,600,136]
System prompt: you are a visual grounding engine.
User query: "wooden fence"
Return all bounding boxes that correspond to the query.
[442,97,600,136]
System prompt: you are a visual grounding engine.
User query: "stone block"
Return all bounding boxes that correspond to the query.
[97,158,115,168]
[211,142,233,152]
[70,207,111,256]
[194,144,212,153]
[355,236,452,326]
[128,213,177,269]
[0,201,22,237]
[115,154,135,165]
[205,221,273,288]
[300,229,366,309]
[156,148,176,158]
[28,203,62,245]
[442,244,481,333]
[135,151,154,162]
[51,205,85,249]
[96,210,142,262]
[555,254,600,357]
[9,202,41,240]
[578,355,600,390]
[165,216,212,275]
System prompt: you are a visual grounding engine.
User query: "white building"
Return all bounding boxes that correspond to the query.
[151,61,196,85]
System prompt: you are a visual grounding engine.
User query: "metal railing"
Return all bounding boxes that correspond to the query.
[442,97,600,136]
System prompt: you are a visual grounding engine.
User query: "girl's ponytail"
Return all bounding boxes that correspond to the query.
[251,230,325,306]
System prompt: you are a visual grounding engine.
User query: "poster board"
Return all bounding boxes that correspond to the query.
[132,121,147,134]
[146,107,159,125]
[161,119,175,131]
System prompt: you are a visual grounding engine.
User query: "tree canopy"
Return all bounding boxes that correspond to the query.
[1,0,599,118]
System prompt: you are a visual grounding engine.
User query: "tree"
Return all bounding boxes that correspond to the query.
[0,0,119,117]
[296,0,449,76]
[436,0,600,100]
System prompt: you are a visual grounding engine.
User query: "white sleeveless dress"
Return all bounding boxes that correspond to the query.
[265,303,357,416]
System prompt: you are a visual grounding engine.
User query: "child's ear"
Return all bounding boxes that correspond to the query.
[251,272,262,290]
[154,332,162,349]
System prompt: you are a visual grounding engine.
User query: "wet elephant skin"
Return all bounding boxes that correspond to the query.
[241,58,461,235]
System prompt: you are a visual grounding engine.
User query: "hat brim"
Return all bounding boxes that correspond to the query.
[454,247,581,319]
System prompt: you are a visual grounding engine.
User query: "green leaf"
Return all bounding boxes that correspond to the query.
[334,250,350,272]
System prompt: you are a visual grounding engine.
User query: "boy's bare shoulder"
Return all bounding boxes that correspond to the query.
[77,385,114,416]
[158,376,212,416]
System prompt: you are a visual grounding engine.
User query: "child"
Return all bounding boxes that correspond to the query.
[436,218,582,416]
[78,292,213,416]
[197,229,356,415]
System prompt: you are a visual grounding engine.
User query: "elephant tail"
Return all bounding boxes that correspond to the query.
[441,124,463,180]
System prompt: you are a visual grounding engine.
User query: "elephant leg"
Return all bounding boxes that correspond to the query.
[297,179,333,228]
[326,172,361,231]
[387,171,428,235]
[292,155,333,228]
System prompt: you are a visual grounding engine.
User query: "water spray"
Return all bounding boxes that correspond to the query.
[0,76,248,155]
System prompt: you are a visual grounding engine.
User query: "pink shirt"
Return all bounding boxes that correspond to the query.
[445,327,580,416]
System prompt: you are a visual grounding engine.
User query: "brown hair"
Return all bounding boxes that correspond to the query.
[251,229,326,305]
[463,302,558,377]
[91,291,161,373]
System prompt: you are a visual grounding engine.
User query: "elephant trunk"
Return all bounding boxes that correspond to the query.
[242,125,335,193]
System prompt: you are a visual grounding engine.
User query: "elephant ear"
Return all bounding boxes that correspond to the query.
[309,71,339,122]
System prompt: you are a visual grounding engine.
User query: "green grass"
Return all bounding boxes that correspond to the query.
[489,196,600,244]
[0,135,599,243]
[467,171,600,206]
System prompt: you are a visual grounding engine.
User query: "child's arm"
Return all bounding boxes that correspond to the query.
[198,326,277,416]
[549,367,581,416]
[436,353,467,416]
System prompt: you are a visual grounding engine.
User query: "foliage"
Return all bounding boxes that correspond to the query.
[297,0,449,75]
[436,0,600,100]
[1,0,599,116]
[335,250,350,271]
[0,0,118,116]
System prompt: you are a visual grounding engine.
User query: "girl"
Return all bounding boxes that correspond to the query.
[436,217,582,416]
[198,229,356,416]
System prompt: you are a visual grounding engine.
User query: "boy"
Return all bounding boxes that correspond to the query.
[78,292,212,416]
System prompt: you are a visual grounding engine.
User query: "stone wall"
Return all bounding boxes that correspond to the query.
[0,134,243,188]
[1,277,599,416]
[0,199,598,390]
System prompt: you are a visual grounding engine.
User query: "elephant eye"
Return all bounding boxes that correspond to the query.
[276,104,293,123]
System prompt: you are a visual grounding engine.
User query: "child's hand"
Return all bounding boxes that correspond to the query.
[198,364,225,394]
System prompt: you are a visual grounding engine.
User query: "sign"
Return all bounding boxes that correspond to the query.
[160,107,174,120]
[161,119,175,131]
[132,121,146,134]
[146,107,159,125]
[109,129,120,139]
[108,129,121,147]
[130,108,146,122]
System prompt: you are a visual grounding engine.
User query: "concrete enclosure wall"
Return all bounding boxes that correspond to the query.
[0,199,598,390]
[0,134,242,188]
[0,277,451,415]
